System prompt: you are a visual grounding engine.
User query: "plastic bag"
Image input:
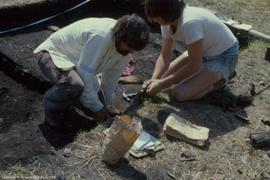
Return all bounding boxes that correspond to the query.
[102,115,142,164]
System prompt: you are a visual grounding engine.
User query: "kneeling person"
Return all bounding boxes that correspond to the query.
[34,14,149,128]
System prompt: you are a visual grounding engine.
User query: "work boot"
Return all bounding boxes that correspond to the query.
[228,71,237,84]
[213,71,237,91]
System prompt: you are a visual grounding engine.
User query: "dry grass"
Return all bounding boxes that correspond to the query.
[76,1,270,179]
[1,0,270,179]
[188,0,270,34]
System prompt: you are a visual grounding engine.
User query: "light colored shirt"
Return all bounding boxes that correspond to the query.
[34,18,129,112]
[161,6,237,56]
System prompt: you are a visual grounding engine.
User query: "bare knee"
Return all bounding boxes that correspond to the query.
[170,85,213,102]
[170,88,193,102]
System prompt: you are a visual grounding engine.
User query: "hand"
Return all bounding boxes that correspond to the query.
[92,107,107,123]
[142,80,151,92]
[146,79,165,96]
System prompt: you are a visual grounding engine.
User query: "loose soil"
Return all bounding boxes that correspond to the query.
[0,0,270,179]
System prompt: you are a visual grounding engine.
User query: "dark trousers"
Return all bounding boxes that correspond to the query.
[36,52,84,114]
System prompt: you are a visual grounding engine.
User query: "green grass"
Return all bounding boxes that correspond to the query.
[0,163,27,178]
[75,130,87,141]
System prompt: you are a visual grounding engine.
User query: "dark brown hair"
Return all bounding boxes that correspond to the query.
[145,0,186,22]
[112,14,149,51]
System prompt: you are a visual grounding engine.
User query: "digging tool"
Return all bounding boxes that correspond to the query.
[122,91,139,102]
[122,88,146,114]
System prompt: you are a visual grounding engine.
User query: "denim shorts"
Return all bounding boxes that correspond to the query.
[203,42,239,82]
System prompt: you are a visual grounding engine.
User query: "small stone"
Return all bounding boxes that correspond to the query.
[267,151,270,157]
[0,118,4,124]
[181,150,193,159]
[63,148,72,157]
[181,150,196,161]
[261,117,270,126]
[249,83,256,96]
[22,68,30,73]
[56,174,65,180]
[258,81,266,86]
[250,132,270,148]
[237,169,243,174]
[47,25,61,32]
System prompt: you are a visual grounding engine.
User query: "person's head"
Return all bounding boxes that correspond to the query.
[145,0,186,25]
[112,14,150,56]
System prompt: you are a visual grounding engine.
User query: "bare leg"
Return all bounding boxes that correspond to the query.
[189,85,213,100]
[170,65,223,101]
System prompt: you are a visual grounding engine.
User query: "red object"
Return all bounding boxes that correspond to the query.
[122,55,136,76]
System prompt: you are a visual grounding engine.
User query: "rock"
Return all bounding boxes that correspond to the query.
[250,132,270,148]
[163,113,209,147]
[181,150,196,161]
[236,94,254,107]
[261,172,270,179]
[258,81,266,86]
[47,25,61,32]
[119,75,143,84]
[230,84,256,107]
[181,150,193,159]
[237,169,243,174]
[63,148,72,157]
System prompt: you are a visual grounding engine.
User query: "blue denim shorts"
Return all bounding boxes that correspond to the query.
[203,42,239,82]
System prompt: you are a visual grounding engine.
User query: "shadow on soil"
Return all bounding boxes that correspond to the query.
[134,87,250,140]
[105,159,147,179]
[1,0,263,178]
[39,108,97,149]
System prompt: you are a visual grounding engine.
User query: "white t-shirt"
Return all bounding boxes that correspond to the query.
[161,6,237,56]
[34,18,129,112]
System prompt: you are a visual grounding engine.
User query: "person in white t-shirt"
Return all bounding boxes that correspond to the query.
[144,0,239,101]
[34,14,149,128]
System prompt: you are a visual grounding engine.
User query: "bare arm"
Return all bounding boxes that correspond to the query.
[151,37,174,79]
[146,39,204,95]
[161,39,203,87]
